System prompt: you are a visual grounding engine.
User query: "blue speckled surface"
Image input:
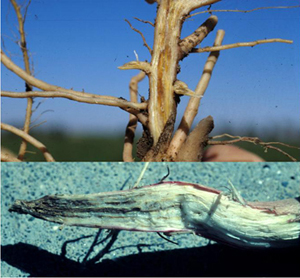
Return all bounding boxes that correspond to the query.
[1,162,300,277]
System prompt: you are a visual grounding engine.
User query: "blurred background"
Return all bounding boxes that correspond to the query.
[1,0,299,161]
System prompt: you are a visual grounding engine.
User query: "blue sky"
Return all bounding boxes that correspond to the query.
[1,0,299,139]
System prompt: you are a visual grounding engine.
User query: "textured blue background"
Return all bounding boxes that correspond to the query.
[1,162,300,276]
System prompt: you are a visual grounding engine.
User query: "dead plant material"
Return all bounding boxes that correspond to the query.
[176,115,214,162]
[9,181,300,249]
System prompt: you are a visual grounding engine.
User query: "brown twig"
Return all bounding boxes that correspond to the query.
[134,17,154,27]
[1,51,137,105]
[1,123,55,162]
[192,39,293,53]
[2,49,150,117]
[125,19,152,55]
[208,133,299,162]
[167,29,225,160]
[123,71,146,162]
[179,15,218,59]
[1,90,147,113]
[10,0,33,161]
[188,5,300,18]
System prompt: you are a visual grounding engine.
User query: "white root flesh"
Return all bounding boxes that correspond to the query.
[9,181,300,249]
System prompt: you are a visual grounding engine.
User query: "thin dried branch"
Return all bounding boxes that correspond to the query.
[188,5,300,18]
[192,38,293,53]
[167,30,225,160]
[125,19,152,55]
[1,123,55,162]
[179,15,218,59]
[10,0,32,90]
[123,71,146,162]
[22,0,32,23]
[134,17,154,27]
[10,0,34,161]
[118,61,151,74]
[184,0,221,12]
[173,80,199,98]
[1,90,147,115]
[208,133,299,162]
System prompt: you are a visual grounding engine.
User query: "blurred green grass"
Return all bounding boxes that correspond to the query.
[1,129,299,161]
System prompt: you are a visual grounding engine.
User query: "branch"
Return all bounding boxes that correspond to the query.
[188,5,300,18]
[173,80,199,97]
[167,29,225,160]
[179,15,218,59]
[208,133,299,162]
[184,0,221,12]
[1,123,55,162]
[1,51,148,112]
[134,17,154,27]
[125,19,152,55]
[10,0,34,160]
[118,60,151,74]
[123,71,146,162]
[2,50,132,107]
[1,90,147,114]
[10,0,32,90]
[192,39,293,53]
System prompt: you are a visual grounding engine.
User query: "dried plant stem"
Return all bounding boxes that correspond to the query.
[134,17,154,27]
[188,5,300,18]
[1,90,147,115]
[167,30,224,160]
[132,162,149,188]
[123,71,146,162]
[1,123,55,162]
[192,39,293,53]
[179,15,218,58]
[209,133,300,162]
[10,0,33,161]
[10,0,32,89]
[9,181,300,249]
[125,19,152,54]
[1,51,148,115]
[136,0,220,144]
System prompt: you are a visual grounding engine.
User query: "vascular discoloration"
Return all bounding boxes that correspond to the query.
[9,181,300,248]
